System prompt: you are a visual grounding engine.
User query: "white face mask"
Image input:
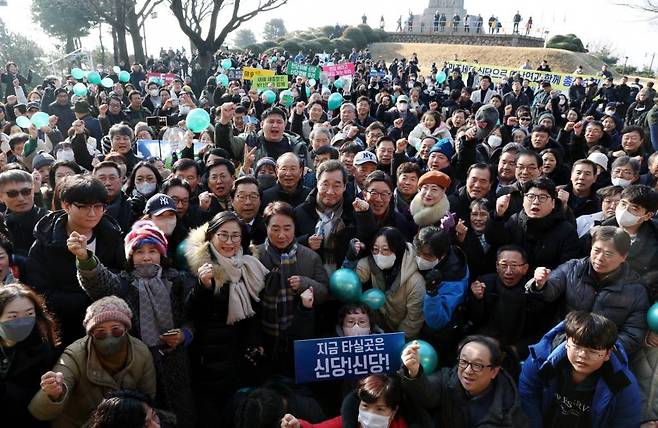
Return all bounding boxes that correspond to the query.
[416,256,438,271]
[179,105,191,115]
[605,109,615,116]
[344,325,370,336]
[155,216,176,236]
[487,135,502,148]
[149,89,159,97]
[616,207,643,228]
[136,181,157,196]
[611,177,632,188]
[56,149,75,161]
[358,409,391,428]
[373,253,396,270]
[397,103,408,112]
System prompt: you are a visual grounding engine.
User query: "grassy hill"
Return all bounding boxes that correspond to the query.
[369,42,607,76]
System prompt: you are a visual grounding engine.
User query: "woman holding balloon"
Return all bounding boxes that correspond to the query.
[344,227,425,339]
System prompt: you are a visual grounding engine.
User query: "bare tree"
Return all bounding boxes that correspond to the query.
[617,1,658,21]
[169,0,288,68]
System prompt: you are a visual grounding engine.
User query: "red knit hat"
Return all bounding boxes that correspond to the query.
[124,220,168,259]
[417,170,451,190]
[83,296,133,333]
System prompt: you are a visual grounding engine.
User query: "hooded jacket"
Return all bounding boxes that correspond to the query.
[630,343,658,423]
[519,321,642,428]
[25,212,126,345]
[352,243,425,339]
[527,257,649,355]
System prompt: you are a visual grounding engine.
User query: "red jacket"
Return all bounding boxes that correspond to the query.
[300,415,409,428]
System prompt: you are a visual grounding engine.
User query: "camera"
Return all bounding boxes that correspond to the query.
[146,116,168,129]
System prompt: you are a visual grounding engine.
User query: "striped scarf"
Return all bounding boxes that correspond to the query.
[261,240,298,344]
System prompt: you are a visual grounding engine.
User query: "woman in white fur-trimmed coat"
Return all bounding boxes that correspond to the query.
[409,170,454,229]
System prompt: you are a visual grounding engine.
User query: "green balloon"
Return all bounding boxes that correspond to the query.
[71,68,84,80]
[402,340,438,374]
[113,66,121,74]
[217,73,229,86]
[334,77,344,89]
[101,77,114,88]
[118,70,131,83]
[31,112,50,129]
[221,58,232,70]
[175,240,189,270]
[16,116,31,129]
[360,288,386,310]
[329,268,362,303]
[436,71,447,84]
[186,108,211,133]
[279,90,294,107]
[262,89,276,105]
[327,92,344,110]
[87,71,102,85]
[72,83,87,97]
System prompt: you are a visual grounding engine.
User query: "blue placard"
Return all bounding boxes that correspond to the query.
[369,69,387,78]
[294,332,405,383]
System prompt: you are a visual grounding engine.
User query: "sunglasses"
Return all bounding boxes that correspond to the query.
[5,188,32,198]
[91,326,126,340]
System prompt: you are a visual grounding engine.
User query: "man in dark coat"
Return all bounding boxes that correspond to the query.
[261,152,311,208]
[48,88,76,134]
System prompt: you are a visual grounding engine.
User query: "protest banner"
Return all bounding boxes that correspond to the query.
[227,69,244,80]
[445,61,602,91]
[146,72,179,85]
[287,62,321,79]
[294,332,405,383]
[242,67,275,81]
[369,69,387,78]
[253,75,289,89]
[322,62,356,77]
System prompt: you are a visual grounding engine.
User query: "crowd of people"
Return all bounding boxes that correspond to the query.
[396,10,533,36]
[0,40,657,428]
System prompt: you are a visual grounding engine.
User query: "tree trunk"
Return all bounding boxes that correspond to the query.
[114,1,130,64]
[112,27,119,65]
[65,34,75,53]
[197,48,213,70]
[125,5,145,65]
[99,23,106,66]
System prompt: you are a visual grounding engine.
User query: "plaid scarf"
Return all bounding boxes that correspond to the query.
[132,264,173,347]
[315,198,345,273]
[261,240,298,346]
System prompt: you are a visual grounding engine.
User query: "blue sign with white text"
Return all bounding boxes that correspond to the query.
[294,332,405,383]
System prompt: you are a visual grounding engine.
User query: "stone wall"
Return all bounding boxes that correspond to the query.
[382,32,544,48]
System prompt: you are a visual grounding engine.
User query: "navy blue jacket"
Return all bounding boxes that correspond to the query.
[519,321,642,428]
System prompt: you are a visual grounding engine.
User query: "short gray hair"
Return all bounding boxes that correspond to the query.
[0,169,32,188]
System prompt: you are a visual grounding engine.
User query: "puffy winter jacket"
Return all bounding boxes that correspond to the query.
[528,257,649,355]
[519,321,642,428]
[630,343,658,424]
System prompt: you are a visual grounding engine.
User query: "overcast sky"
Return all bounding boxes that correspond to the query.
[3,0,658,70]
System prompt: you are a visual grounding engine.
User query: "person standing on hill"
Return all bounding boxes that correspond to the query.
[513,11,522,34]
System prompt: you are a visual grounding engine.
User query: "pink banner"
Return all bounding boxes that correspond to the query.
[147,72,180,85]
[321,63,355,77]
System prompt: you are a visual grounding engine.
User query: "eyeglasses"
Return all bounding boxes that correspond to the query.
[519,117,532,122]
[458,358,493,373]
[611,168,634,179]
[170,197,189,206]
[215,232,242,243]
[5,188,32,198]
[72,203,107,213]
[234,193,260,201]
[496,262,527,270]
[91,326,126,340]
[565,341,607,359]
[366,190,392,199]
[524,193,551,203]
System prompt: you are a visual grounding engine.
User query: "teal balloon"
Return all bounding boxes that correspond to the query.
[436,71,447,84]
[112,66,121,74]
[334,77,344,89]
[101,77,114,88]
[402,340,438,374]
[221,58,232,70]
[308,78,316,87]
[305,86,311,97]
[327,92,344,110]
[71,67,84,80]
[87,71,101,84]
[360,288,386,310]
[648,302,658,333]
[186,108,211,133]
[16,116,31,129]
[329,268,362,303]
[262,89,276,105]
[279,90,294,107]
[217,73,229,86]
[31,112,50,129]
[118,70,130,83]
[72,83,87,97]
[175,240,189,270]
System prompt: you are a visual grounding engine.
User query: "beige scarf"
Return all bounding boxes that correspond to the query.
[209,244,269,325]
[409,192,451,227]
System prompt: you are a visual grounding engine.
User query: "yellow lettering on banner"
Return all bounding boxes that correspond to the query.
[445,61,601,91]
[242,67,276,81]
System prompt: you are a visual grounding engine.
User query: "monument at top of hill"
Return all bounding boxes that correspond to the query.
[406,0,468,32]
